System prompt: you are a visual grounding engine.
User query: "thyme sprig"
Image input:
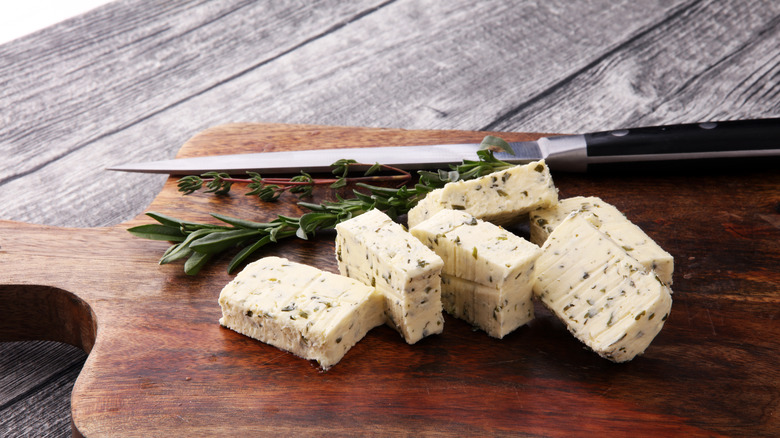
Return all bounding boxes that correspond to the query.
[129,141,515,276]
[176,161,410,201]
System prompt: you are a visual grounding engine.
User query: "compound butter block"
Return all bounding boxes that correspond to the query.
[529,196,674,284]
[533,211,673,362]
[411,209,541,338]
[218,256,385,370]
[335,209,444,344]
[407,159,558,228]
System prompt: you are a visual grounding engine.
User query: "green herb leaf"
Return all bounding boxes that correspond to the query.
[330,178,348,189]
[184,251,212,276]
[210,213,277,230]
[331,159,357,178]
[127,224,186,242]
[228,235,272,273]
[145,211,201,229]
[177,175,204,195]
[159,228,214,264]
[365,162,382,176]
[289,172,314,197]
[479,135,515,155]
[189,229,262,254]
[202,171,234,195]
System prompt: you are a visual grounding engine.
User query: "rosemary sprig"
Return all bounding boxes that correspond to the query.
[129,140,515,275]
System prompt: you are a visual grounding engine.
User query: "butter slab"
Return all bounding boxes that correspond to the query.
[218,256,385,370]
[407,159,558,228]
[335,209,445,344]
[533,211,673,362]
[411,209,541,338]
[529,196,674,284]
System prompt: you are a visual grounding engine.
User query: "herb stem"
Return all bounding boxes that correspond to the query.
[130,142,513,275]
[201,174,409,187]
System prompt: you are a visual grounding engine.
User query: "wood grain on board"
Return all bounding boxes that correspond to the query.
[2,0,779,436]
[1,123,779,436]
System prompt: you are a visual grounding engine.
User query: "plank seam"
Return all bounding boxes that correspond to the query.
[0,0,397,189]
[0,360,85,413]
[133,0,256,53]
[478,0,704,132]
[671,13,780,110]
[134,0,399,110]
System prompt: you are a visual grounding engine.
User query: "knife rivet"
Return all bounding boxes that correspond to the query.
[610,129,629,137]
[699,122,717,129]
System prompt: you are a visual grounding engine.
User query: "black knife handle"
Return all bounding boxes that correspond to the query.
[584,118,780,157]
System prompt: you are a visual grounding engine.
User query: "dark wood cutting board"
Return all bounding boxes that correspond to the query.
[2,124,779,437]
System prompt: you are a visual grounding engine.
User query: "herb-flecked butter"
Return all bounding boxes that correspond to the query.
[532,211,673,362]
[335,209,445,344]
[529,196,674,285]
[407,159,558,228]
[218,256,385,370]
[411,209,541,338]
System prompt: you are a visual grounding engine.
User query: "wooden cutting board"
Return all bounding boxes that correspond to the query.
[2,124,779,437]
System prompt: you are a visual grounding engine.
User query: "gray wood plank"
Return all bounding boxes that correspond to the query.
[1,0,778,436]
[1,0,691,228]
[486,0,780,133]
[0,341,86,406]
[0,341,86,438]
[0,0,386,201]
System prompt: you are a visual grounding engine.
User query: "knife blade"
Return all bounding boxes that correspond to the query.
[108,118,780,174]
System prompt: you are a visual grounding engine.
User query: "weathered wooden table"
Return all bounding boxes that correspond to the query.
[1,1,778,436]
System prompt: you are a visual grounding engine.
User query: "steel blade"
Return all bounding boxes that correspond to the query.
[108,142,543,175]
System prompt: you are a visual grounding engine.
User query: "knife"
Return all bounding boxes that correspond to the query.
[108,118,780,174]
